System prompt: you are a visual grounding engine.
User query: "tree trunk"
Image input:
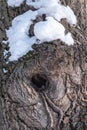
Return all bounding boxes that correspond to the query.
[0,0,87,130]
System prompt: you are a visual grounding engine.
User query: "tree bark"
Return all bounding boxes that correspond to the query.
[0,0,87,130]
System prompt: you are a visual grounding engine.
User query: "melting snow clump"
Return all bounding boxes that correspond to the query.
[5,0,77,61]
[34,17,66,42]
[7,0,25,7]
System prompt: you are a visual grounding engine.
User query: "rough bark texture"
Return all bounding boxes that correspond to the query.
[0,0,87,130]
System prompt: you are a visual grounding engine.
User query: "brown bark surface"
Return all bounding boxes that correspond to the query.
[0,0,87,130]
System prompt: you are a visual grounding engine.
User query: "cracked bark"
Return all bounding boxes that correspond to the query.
[0,0,87,130]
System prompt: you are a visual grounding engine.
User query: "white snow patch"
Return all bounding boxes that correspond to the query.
[29,1,77,25]
[64,6,77,25]
[34,17,74,44]
[6,10,38,61]
[62,33,74,45]
[2,40,8,44]
[34,17,65,42]
[3,50,8,57]
[3,68,8,73]
[26,0,60,8]
[6,0,77,61]
[7,0,24,7]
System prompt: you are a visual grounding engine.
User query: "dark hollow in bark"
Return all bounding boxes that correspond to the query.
[31,74,49,91]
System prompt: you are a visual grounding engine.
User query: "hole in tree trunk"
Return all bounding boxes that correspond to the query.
[31,74,49,91]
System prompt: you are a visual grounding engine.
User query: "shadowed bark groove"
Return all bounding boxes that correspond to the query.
[0,0,87,130]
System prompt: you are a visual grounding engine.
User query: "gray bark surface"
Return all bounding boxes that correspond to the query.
[0,0,87,130]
